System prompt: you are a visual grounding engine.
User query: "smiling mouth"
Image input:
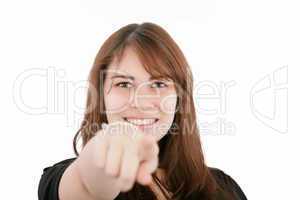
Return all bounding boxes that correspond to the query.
[123,117,159,126]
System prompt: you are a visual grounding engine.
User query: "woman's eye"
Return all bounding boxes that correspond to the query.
[151,81,168,88]
[115,82,133,88]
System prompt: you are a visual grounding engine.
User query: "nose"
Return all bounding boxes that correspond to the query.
[128,82,160,112]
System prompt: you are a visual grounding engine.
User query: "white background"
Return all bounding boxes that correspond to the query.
[0,0,299,199]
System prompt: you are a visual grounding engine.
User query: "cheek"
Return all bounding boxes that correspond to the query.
[159,93,177,115]
[154,94,177,141]
[104,85,130,114]
[105,93,129,113]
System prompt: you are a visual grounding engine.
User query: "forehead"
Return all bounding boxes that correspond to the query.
[107,47,150,79]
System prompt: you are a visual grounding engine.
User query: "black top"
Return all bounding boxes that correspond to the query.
[38,158,247,200]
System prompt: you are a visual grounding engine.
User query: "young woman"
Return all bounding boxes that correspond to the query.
[38,22,247,200]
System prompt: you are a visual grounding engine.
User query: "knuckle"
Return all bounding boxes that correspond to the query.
[105,166,116,177]
[94,159,105,169]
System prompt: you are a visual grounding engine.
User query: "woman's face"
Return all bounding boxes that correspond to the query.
[103,47,178,141]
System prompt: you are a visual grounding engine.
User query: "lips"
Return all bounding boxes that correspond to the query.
[123,117,159,126]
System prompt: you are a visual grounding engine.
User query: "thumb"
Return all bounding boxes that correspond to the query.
[136,156,158,185]
[136,162,153,185]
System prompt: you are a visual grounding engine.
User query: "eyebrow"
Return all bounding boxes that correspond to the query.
[111,74,171,81]
[111,74,135,81]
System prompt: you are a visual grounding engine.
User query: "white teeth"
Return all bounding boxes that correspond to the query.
[125,118,157,125]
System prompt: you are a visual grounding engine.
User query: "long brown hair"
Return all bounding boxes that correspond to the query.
[73,22,221,199]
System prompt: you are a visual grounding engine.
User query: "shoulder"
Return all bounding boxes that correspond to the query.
[38,157,77,200]
[41,157,76,172]
[208,167,248,200]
